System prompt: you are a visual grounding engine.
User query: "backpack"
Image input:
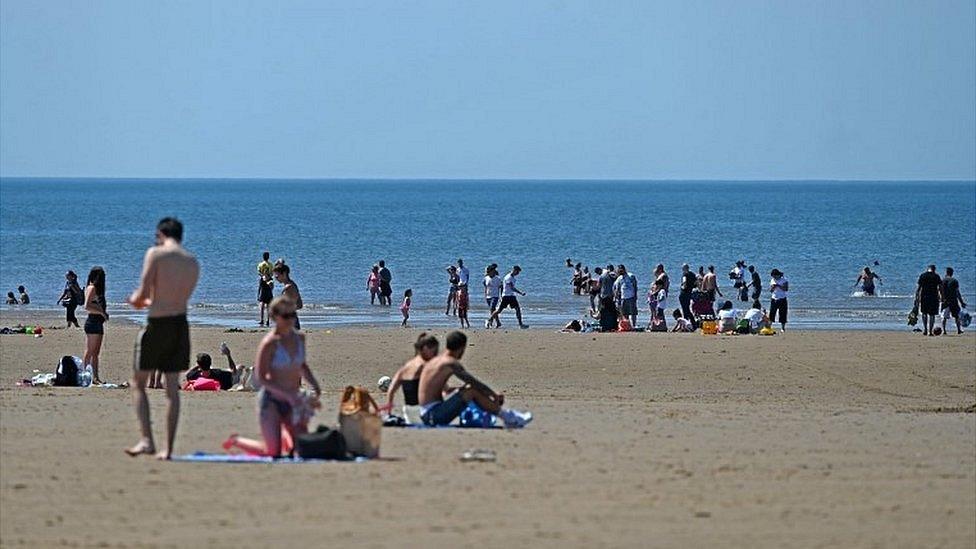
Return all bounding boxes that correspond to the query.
[71,285,84,305]
[295,425,347,459]
[54,356,80,387]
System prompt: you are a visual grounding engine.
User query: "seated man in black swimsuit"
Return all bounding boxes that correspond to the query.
[185,343,245,390]
[417,331,532,428]
[379,333,439,424]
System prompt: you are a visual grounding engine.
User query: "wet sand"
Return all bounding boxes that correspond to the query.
[1,312,974,548]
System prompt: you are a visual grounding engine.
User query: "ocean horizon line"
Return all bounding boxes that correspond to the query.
[2,176,975,184]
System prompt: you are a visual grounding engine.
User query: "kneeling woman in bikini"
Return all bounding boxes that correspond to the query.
[224,296,321,457]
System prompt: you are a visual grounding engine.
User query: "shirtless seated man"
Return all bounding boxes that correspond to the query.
[417,331,532,428]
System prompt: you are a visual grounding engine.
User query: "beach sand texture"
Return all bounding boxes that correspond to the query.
[1,314,974,548]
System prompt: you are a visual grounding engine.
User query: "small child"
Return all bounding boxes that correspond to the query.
[17,286,29,305]
[5,292,18,305]
[456,287,470,328]
[670,309,694,332]
[400,289,412,327]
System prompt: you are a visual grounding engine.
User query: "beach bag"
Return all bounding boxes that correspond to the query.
[960,309,972,328]
[700,319,718,335]
[649,316,667,332]
[617,317,634,332]
[759,327,776,336]
[907,305,919,326]
[54,356,79,387]
[295,425,347,460]
[338,386,382,458]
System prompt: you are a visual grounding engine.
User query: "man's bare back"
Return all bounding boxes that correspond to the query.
[417,354,459,406]
[138,243,199,317]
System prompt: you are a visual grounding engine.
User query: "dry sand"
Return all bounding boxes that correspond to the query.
[1,311,974,548]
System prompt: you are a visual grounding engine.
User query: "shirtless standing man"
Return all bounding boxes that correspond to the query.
[418,331,532,428]
[701,265,723,312]
[126,218,200,460]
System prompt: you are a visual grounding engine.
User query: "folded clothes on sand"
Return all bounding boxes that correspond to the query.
[172,452,367,464]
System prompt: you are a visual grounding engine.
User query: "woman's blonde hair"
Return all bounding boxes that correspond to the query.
[270,296,296,317]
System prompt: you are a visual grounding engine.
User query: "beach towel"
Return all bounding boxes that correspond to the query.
[172,452,367,464]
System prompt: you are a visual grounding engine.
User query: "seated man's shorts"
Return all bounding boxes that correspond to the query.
[421,391,468,426]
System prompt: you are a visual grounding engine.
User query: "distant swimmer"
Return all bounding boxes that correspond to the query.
[854,267,882,296]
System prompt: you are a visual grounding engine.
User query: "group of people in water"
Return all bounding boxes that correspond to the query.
[565,259,791,333]
[5,285,29,306]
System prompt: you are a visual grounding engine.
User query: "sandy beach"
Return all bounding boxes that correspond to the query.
[1,311,974,548]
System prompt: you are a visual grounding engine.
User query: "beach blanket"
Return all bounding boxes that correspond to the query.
[172,452,367,464]
[386,423,503,430]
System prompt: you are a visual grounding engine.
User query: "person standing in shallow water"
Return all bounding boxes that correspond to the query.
[273,263,303,330]
[126,217,199,460]
[257,251,274,327]
[854,267,882,296]
[378,260,393,306]
[915,265,942,337]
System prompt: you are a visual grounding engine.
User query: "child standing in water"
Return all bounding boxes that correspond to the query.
[400,289,412,327]
[457,286,470,328]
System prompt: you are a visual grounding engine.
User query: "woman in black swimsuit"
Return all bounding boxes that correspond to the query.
[379,333,439,421]
[83,266,109,384]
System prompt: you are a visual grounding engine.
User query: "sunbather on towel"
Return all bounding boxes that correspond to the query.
[417,331,532,428]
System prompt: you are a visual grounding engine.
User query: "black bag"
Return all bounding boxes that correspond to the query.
[54,356,79,387]
[295,425,347,460]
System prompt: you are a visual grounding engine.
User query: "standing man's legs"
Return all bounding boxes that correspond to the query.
[679,293,692,324]
[126,369,155,456]
[160,372,181,460]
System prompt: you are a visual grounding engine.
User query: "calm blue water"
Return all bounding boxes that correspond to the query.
[1,179,974,329]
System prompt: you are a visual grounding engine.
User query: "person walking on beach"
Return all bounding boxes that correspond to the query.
[747,265,762,301]
[222,296,322,457]
[488,265,528,329]
[613,264,639,327]
[378,260,393,306]
[769,268,789,332]
[457,285,470,329]
[367,265,381,305]
[83,266,109,384]
[257,252,274,326]
[273,262,303,330]
[57,271,83,328]
[914,265,943,336]
[855,267,882,296]
[484,264,503,328]
[940,267,967,335]
[125,217,199,460]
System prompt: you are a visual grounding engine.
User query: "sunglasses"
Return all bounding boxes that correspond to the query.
[275,312,298,320]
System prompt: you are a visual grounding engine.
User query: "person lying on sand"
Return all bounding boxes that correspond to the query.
[223,296,321,457]
[417,331,532,428]
[185,343,247,390]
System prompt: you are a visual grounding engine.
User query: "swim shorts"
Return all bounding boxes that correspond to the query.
[420,391,468,426]
[619,297,638,316]
[919,294,939,316]
[134,315,190,372]
[499,296,520,309]
[486,297,499,311]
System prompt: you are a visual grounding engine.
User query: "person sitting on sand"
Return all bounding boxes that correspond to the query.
[185,343,245,390]
[743,299,769,333]
[379,333,439,424]
[5,292,18,305]
[717,300,740,333]
[223,297,322,457]
[418,331,532,428]
[17,285,29,305]
[670,309,694,332]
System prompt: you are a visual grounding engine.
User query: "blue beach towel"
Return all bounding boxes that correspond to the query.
[172,452,367,464]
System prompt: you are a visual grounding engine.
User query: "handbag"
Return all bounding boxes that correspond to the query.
[295,425,347,460]
[338,386,382,458]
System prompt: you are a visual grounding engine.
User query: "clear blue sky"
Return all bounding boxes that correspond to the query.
[1,1,974,180]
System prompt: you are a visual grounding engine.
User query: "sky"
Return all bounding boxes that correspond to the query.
[1,1,974,180]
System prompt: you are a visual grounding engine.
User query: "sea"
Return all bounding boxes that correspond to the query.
[1,178,974,330]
